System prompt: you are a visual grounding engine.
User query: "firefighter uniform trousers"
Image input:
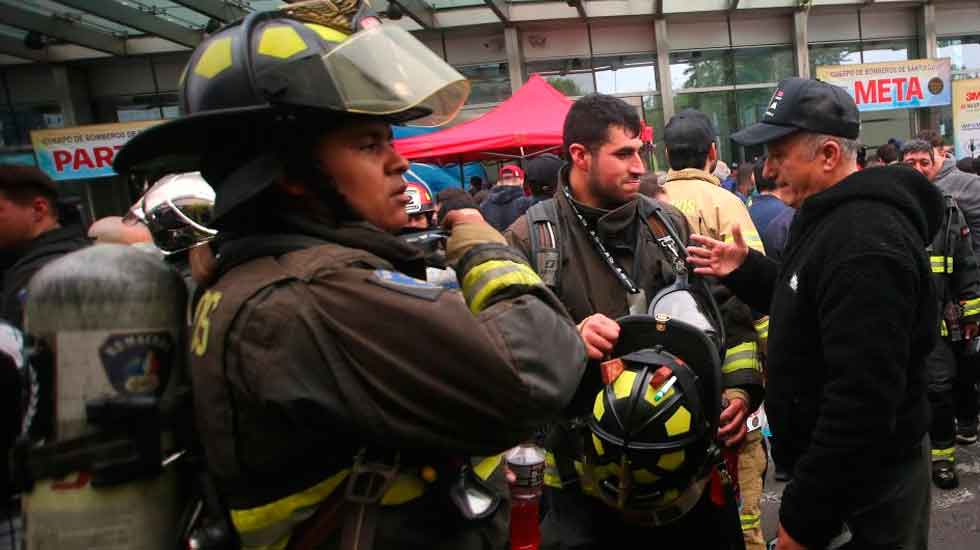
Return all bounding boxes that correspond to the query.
[737,431,766,550]
[926,195,980,470]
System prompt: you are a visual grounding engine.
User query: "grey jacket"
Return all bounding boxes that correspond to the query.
[935,158,980,255]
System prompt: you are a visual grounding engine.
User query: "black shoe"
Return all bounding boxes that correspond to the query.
[932,460,959,490]
[774,464,791,482]
[956,422,978,445]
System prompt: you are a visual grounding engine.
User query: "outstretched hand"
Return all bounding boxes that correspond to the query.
[686,224,750,279]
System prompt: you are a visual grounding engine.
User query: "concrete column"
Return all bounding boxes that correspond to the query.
[654,17,674,121]
[51,64,92,126]
[793,9,810,79]
[504,26,524,94]
[918,3,938,132]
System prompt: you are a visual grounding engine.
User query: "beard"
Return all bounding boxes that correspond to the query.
[586,170,638,210]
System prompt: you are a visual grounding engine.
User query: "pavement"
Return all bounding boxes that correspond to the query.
[760,439,980,548]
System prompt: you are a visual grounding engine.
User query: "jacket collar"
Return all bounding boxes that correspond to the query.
[557,165,641,243]
[665,168,720,187]
[217,211,426,279]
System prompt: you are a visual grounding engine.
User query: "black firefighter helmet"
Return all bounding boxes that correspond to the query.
[584,313,723,526]
[114,0,469,224]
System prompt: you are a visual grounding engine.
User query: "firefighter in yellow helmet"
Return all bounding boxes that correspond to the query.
[114,2,586,549]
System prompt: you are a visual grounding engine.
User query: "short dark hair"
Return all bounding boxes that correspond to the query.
[753,158,776,192]
[916,129,944,149]
[0,165,59,212]
[562,94,642,158]
[900,139,934,162]
[667,149,708,172]
[436,187,469,204]
[736,162,755,191]
[876,143,898,164]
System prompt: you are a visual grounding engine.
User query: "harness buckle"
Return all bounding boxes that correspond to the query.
[345,449,400,504]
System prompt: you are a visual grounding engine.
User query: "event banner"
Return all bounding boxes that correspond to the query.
[31,120,160,181]
[816,58,952,112]
[953,79,980,160]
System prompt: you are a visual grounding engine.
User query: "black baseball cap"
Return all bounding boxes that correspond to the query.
[526,153,564,194]
[731,78,860,146]
[664,109,716,153]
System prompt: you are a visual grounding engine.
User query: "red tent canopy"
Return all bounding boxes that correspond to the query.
[394,74,573,164]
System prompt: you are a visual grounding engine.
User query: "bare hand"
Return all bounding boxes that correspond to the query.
[776,524,807,550]
[964,322,978,340]
[718,397,748,447]
[441,208,485,230]
[686,224,750,278]
[577,314,621,360]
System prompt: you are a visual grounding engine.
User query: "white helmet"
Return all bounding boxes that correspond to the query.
[126,172,217,255]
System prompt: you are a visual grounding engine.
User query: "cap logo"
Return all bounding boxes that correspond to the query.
[765,89,784,119]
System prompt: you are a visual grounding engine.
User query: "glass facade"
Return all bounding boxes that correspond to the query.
[670,46,792,163]
[92,93,181,123]
[0,103,63,147]
[670,49,733,91]
[525,58,596,97]
[456,64,512,105]
[594,54,657,95]
[936,36,980,146]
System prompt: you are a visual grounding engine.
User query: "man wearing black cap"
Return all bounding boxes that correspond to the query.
[688,77,939,550]
[524,153,563,204]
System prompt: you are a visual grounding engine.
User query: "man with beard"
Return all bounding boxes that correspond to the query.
[506,93,762,548]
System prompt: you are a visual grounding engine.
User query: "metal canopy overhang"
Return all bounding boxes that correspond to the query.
[483,0,510,23]
[171,0,249,23]
[0,3,126,56]
[0,35,48,62]
[388,0,437,28]
[53,0,202,48]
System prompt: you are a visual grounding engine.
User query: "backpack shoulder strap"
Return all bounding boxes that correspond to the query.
[526,199,562,292]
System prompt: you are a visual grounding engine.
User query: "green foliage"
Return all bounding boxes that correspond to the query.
[546,77,585,97]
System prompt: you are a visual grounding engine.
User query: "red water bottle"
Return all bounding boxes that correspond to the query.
[506,443,545,550]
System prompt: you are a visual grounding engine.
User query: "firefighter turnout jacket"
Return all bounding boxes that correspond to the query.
[932,194,980,338]
[662,168,766,255]
[190,212,586,550]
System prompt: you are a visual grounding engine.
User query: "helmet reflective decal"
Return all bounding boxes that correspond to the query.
[258,26,309,59]
[305,23,349,43]
[664,406,692,437]
[657,450,685,472]
[193,37,233,79]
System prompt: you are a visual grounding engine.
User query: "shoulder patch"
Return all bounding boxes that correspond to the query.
[368,269,445,301]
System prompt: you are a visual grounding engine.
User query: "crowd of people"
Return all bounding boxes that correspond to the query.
[2,2,980,550]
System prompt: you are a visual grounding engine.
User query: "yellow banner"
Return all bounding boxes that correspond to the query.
[953,79,980,161]
[30,120,161,181]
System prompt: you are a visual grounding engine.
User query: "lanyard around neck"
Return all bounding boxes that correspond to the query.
[562,184,640,295]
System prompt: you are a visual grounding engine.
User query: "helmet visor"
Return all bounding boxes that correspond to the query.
[321,25,469,126]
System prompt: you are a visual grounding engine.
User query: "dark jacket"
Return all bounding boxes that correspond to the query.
[930,195,980,337]
[190,211,585,548]
[934,157,980,256]
[1,224,89,328]
[748,193,790,235]
[479,185,532,232]
[760,207,795,262]
[724,165,941,546]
